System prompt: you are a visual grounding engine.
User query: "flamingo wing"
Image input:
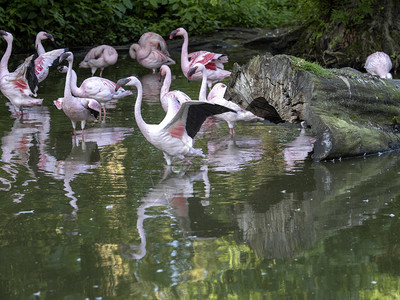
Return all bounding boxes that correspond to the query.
[165,101,235,139]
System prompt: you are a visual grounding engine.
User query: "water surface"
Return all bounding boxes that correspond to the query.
[0,48,400,299]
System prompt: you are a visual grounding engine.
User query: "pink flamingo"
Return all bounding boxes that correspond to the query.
[35,31,54,56]
[0,30,66,115]
[365,52,393,79]
[34,31,55,82]
[159,65,191,113]
[188,62,263,136]
[130,32,175,74]
[169,27,231,88]
[115,75,235,165]
[56,52,101,139]
[57,65,132,118]
[79,45,118,77]
[131,32,171,58]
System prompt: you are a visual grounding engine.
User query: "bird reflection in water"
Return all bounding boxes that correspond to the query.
[206,135,264,172]
[0,105,51,202]
[283,127,316,172]
[38,126,133,218]
[120,165,210,260]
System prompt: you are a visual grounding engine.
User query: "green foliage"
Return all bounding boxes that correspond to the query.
[0,0,297,53]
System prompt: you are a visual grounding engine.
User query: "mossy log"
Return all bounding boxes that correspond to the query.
[225,54,400,161]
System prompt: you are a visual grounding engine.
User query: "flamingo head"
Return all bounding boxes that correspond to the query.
[38,31,54,41]
[59,51,73,64]
[169,27,185,39]
[115,77,131,91]
[0,30,12,42]
[187,63,205,80]
[57,65,68,73]
[158,65,168,81]
[129,43,139,60]
[116,76,140,91]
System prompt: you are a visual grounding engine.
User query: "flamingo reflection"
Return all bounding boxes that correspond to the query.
[120,165,210,260]
[206,135,264,172]
[0,105,51,202]
[38,126,133,216]
[283,127,316,172]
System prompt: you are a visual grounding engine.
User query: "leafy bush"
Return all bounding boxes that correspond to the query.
[0,0,297,53]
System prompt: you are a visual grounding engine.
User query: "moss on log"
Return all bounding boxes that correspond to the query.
[226,54,400,161]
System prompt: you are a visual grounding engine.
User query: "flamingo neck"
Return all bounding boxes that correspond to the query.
[198,66,208,101]
[134,79,147,134]
[137,41,153,61]
[35,37,45,56]
[180,30,190,75]
[160,68,172,100]
[64,59,73,104]
[69,69,84,97]
[0,36,12,75]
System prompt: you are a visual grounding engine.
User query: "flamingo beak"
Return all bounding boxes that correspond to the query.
[59,52,71,63]
[0,30,7,36]
[187,66,198,81]
[46,33,54,41]
[115,78,130,91]
[169,30,178,39]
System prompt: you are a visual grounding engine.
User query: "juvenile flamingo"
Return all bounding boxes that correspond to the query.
[0,30,66,115]
[188,62,263,136]
[169,27,231,88]
[159,64,191,113]
[79,45,118,77]
[57,65,132,118]
[115,75,235,165]
[130,32,175,73]
[56,52,101,139]
[365,52,393,79]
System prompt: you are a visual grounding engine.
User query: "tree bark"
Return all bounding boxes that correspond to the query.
[225,54,400,161]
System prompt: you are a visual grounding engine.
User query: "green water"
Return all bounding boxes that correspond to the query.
[0,50,400,299]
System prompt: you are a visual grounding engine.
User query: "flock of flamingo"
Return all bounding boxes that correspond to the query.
[0,28,393,165]
[0,28,264,166]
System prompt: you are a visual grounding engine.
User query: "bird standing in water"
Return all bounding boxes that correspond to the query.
[115,75,235,165]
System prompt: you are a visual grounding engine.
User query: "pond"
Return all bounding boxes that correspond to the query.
[1,44,400,299]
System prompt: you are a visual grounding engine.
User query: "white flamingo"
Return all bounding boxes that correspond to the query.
[188,62,263,136]
[169,27,231,88]
[159,64,191,113]
[0,30,66,115]
[130,32,175,73]
[365,51,393,79]
[57,65,132,118]
[115,75,235,165]
[55,52,101,139]
[79,45,118,77]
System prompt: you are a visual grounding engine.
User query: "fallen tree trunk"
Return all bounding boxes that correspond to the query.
[225,54,400,161]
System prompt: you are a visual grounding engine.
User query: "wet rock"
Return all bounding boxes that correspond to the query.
[226,54,400,161]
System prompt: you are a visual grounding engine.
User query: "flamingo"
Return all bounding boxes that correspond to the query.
[56,52,101,139]
[169,27,231,88]
[35,31,55,82]
[0,30,66,115]
[130,32,175,74]
[35,31,54,56]
[57,65,132,118]
[130,32,171,58]
[365,52,393,79]
[79,45,118,77]
[115,75,235,165]
[159,64,191,113]
[188,62,263,136]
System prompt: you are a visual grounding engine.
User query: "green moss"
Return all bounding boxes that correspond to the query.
[288,56,336,77]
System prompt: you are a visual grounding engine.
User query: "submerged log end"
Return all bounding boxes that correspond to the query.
[226,54,400,161]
